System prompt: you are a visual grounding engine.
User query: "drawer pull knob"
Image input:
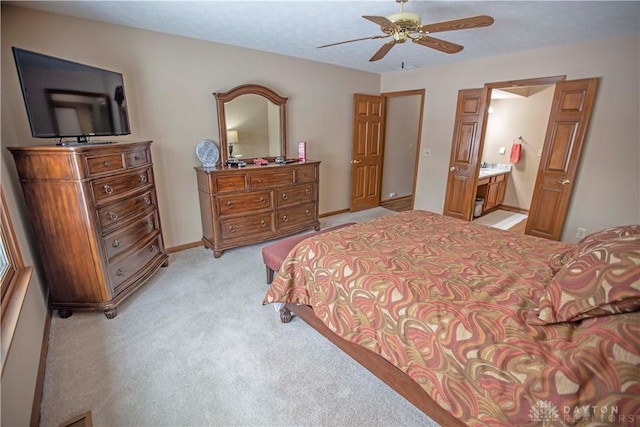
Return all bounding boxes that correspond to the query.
[257,179,262,184]
[103,185,114,194]
[229,182,235,186]
[117,268,127,277]
[260,220,268,227]
[305,209,311,216]
[108,212,118,221]
[226,201,234,208]
[259,197,266,204]
[282,215,288,223]
[146,219,154,229]
[139,175,148,184]
[305,188,311,195]
[134,155,141,161]
[150,245,158,252]
[112,239,123,248]
[104,161,111,167]
[144,197,151,205]
[282,193,288,200]
[228,226,235,233]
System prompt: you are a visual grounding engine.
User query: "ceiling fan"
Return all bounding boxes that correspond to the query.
[318,0,494,62]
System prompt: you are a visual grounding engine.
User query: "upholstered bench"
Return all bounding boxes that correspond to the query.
[262,222,356,284]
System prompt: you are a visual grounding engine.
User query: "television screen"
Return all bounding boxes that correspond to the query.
[12,47,131,144]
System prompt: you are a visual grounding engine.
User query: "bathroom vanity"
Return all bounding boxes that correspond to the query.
[476,165,510,214]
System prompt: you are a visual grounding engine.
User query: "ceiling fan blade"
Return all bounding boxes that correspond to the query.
[317,34,390,49]
[418,15,494,34]
[369,41,396,62]
[363,15,398,30]
[412,35,463,54]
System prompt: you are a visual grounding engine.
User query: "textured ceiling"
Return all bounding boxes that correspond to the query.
[8,1,640,74]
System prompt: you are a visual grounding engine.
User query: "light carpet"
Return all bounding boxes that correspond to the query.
[473,210,528,231]
[40,207,437,427]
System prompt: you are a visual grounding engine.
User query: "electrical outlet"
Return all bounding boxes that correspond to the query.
[389,192,397,198]
[576,227,587,239]
[423,148,431,157]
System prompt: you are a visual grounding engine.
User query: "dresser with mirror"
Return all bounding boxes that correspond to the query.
[195,84,320,258]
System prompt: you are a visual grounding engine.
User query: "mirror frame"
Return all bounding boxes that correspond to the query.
[214,84,288,164]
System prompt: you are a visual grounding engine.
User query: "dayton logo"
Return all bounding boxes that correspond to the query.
[530,400,560,425]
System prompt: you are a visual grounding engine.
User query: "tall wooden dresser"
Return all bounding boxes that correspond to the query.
[7,141,169,319]
[195,160,320,257]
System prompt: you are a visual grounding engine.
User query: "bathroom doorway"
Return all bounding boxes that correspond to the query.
[474,84,555,230]
[442,76,599,240]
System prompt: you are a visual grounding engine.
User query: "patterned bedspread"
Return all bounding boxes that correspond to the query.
[263,211,640,426]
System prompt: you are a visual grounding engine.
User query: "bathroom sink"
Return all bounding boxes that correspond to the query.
[479,169,506,178]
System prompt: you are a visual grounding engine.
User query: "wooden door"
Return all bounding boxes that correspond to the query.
[442,88,488,220]
[526,78,599,240]
[350,94,386,212]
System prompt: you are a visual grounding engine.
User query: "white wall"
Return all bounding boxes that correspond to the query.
[381,34,640,241]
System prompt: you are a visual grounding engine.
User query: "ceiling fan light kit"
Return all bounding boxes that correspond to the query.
[317,0,494,62]
[387,12,421,30]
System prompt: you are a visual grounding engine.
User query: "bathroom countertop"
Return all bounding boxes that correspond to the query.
[478,163,512,179]
[479,168,511,178]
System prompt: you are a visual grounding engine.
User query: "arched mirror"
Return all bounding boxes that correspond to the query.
[214,84,288,164]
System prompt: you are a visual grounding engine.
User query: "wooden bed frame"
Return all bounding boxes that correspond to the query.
[282,304,466,427]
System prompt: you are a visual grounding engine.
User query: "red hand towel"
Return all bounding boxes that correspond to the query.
[510,142,521,164]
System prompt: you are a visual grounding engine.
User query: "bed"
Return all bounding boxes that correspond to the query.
[263,210,640,426]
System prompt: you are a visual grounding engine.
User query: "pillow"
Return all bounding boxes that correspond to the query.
[530,235,640,325]
[548,225,640,274]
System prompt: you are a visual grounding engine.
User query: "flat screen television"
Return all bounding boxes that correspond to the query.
[12,47,131,145]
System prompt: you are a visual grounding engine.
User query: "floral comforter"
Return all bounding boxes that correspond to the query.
[263,210,640,426]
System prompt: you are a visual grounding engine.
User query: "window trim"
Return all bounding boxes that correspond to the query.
[0,186,33,374]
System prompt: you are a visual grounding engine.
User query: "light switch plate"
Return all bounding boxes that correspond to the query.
[499,147,506,154]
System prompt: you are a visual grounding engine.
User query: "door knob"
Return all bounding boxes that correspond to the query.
[350,160,362,164]
[450,166,458,172]
[556,179,571,185]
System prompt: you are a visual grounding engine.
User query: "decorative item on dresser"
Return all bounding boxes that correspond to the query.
[7,141,169,319]
[195,160,320,258]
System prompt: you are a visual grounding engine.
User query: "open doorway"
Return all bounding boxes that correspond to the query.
[442,75,599,240]
[380,90,424,212]
[349,90,424,213]
[472,84,555,231]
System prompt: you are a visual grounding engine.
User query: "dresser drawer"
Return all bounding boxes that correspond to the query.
[92,168,152,204]
[276,202,317,230]
[296,165,317,183]
[125,149,150,168]
[217,191,271,216]
[275,183,316,207]
[220,213,273,241]
[216,175,246,192]
[97,190,156,233]
[109,234,164,294]
[249,170,294,188]
[86,153,125,176]
[103,211,159,262]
